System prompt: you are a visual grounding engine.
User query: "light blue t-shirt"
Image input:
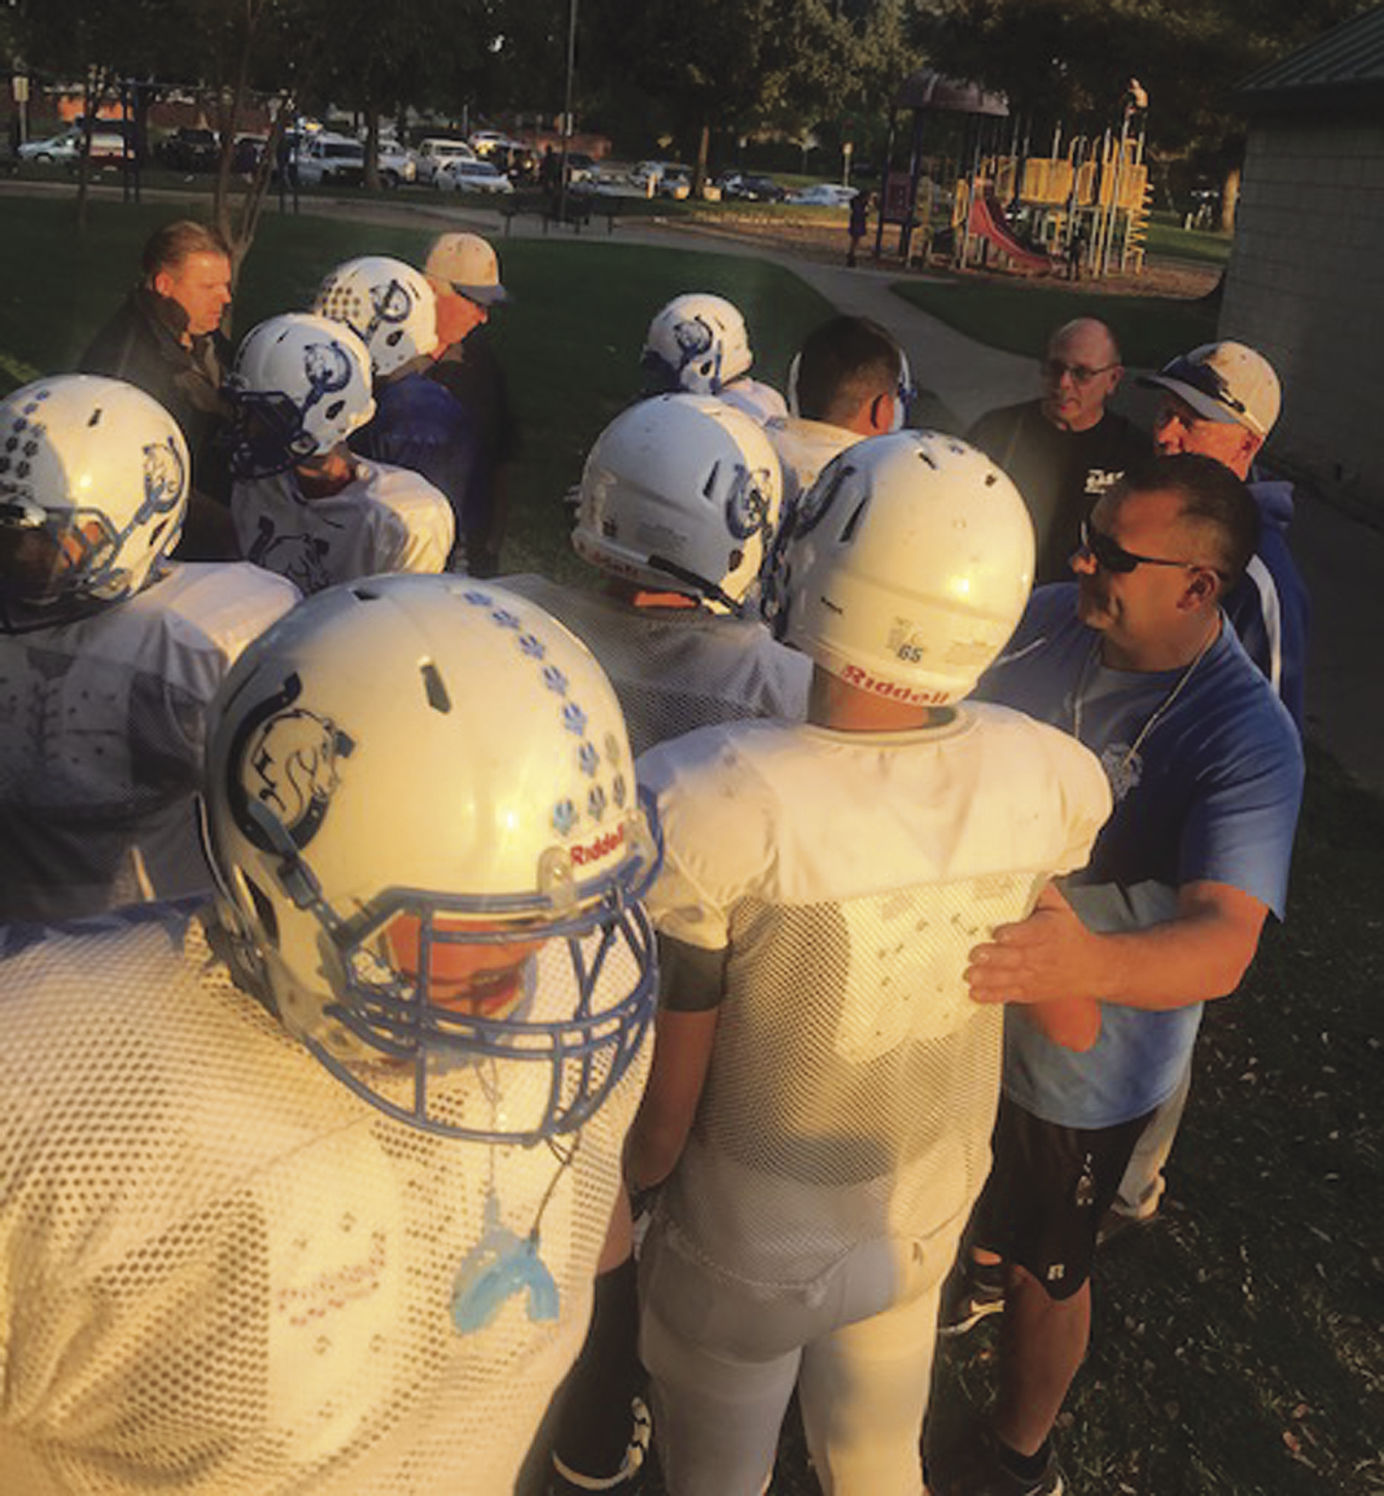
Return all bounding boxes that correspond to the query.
[973,585,1304,1127]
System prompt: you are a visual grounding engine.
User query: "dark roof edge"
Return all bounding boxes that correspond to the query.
[1236,77,1384,116]
[1236,4,1384,102]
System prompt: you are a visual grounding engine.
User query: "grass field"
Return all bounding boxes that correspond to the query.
[890,276,1218,370]
[1,191,1379,1496]
[1145,219,1234,267]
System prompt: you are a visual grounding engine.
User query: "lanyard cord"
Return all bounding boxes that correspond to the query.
[1072,624,1218,774]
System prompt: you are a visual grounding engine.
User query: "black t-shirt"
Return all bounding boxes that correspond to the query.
[966,399,1149,584]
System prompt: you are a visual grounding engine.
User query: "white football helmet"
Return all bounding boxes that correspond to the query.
[768,431,1034,706]
[312,255,438,378]
[227,312,376,478]
[573,393,783,611]
[203,574,659,1143]
[0,375,188,622]
[642,293,754,395]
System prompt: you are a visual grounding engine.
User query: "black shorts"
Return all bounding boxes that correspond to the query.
[971,1096,1154,1301]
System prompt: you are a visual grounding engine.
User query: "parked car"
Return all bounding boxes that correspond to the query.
[18,127,127,167]
[469,130,524,159]
[293,133,366,187]
[565,151,597,184]
[232,133,268,174]
[374,138,418,186]
[657,169,692,201]
[725,174,786,202]
[416,137,478,185]
[157,127,220,173]
[436,158,515,195]
[788,183,858,208]
[631,159,691,191]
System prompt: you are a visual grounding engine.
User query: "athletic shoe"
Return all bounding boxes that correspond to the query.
[549,1396,653,1494]
[931,1432,1066,1495]
[937,1258,1006,1337]
[1096,1204,1159,1248]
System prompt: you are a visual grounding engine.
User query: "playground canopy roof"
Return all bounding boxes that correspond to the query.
[893,69,1008,117]
[1237,3,1384,110]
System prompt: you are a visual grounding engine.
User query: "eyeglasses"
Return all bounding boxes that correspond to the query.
[1078,518,1226,578]
[1042,357,1118,386]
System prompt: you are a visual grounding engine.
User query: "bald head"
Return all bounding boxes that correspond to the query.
[1047,319,1120,366]
[1041,319,1123,433]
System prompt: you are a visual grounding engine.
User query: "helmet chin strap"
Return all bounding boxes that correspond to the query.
[644,553,744,615]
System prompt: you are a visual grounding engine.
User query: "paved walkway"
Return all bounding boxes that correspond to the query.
[6,182,1378,794]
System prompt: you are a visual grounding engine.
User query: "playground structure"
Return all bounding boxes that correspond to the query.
[876,70,1152,279]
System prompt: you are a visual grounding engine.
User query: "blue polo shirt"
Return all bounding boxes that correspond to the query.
[973,585,1304,1127]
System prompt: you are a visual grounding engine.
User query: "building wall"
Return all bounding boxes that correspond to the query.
[1221,117,1384,515]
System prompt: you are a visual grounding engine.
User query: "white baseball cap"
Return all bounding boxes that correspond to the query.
[1140,341,1280,438]
[424,232,509,306]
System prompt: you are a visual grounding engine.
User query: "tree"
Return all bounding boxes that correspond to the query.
[581,0,857,186]
[12,0,183,228]
[915,0,1376,215]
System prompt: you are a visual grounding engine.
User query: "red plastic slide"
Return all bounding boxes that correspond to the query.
[967,190,1054,274]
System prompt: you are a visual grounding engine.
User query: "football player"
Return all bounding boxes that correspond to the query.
[227,312,455,593]
[505,392,807,1493]
[0,374,296,920]
[624,432,1113,1495]
[767,315,915,507]
[506,393,808,756]
[313,254,475,571]
[641,293,788,425]
[0,574,659,1494]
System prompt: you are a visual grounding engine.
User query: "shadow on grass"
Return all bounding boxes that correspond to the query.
[889,276,1218,371]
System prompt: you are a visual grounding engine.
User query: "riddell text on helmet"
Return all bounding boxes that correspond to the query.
[841,663,950,706]
[571,824,626,867]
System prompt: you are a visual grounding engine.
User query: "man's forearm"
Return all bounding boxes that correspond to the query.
[967,880,1269,1013]
[1085,907,1258,1010]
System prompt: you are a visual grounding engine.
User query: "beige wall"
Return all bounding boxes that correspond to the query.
[1221,118,1384,514]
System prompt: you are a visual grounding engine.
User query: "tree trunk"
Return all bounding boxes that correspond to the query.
[1220,164,1240,235]
[213,83,241,258]
[74,66,106,235]
[364,102,381,193]
[693,121,709,197]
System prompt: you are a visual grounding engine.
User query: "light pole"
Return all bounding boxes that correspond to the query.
[558,0,578,226]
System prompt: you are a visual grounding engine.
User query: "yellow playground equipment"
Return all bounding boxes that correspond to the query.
[951,124,1153,277]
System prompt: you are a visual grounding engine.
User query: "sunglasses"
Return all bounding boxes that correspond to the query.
[1078,519,1226,579]
[1042,357,1118,386]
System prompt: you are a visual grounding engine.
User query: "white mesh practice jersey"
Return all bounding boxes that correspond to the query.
[0,909,649,1495]
[232,461,454,595]
[502,573,811,756]
[0,563,297,922]
[764,415,861,510]
[637,707,1111,1294]
[718,378,789,426]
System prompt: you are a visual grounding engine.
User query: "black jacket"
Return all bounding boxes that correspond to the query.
[79,287,234,505]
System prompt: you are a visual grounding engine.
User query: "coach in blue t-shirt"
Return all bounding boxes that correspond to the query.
[933,454,1303,1496]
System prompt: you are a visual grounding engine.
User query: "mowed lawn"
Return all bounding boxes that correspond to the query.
[0,194,831,580]
[891,275,1219,371]
[1,192,1381,1496]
